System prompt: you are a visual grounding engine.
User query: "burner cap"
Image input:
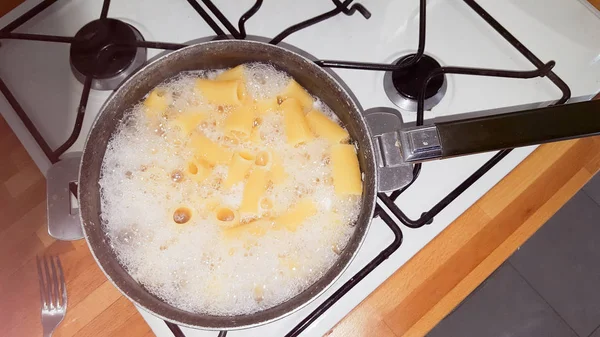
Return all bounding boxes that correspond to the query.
[383,54,446,112]
[70,19,147,91]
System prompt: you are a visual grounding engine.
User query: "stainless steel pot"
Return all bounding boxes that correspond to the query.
[79,40,378,330]
[76,39,600,330]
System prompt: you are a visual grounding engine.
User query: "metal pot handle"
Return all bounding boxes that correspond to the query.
[366,100,600,192]
[364,108,415,193]
[47,155,84,241]
[399,99,600,162]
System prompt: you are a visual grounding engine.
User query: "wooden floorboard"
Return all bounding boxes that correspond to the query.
[0,117,152,337]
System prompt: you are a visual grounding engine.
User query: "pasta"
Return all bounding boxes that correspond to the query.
[189,132,233,165]
[172,206,192,225]
[252,98,279,115]
[239,166,269,215]
[274,198,317,232]
[224,105,256,139]
[187,159,212,183]
[279,79,314,111]
[224,151,254,188]
[254,151,271,167]
[250,128,262,144]
[306,109,349,144]
[222,218,273,239]
[169,110,207,136]
[331,144,363,195]
[215,207,240,227]
[195,79,244,106]
[282,98,314,146]
[143,88,172,118]
[215,65,245,81]
[100,62,363,317]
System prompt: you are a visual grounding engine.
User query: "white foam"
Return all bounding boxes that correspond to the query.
[244,63,290,100]
[99,63,361,316]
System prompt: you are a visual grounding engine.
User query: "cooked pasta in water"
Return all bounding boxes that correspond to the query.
[99,63,363,315]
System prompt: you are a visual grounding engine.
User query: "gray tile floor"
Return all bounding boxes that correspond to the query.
[428,173,600,337]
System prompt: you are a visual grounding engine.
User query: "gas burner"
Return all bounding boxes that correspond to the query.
[383,54,447,112]
[70,19,147,91]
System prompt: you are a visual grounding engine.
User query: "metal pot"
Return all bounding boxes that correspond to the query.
[79,40,378,330]
[77,39,600,330]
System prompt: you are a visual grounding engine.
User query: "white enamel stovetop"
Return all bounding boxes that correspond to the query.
[1,0,599,336]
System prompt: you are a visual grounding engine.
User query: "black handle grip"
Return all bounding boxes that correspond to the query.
[435,99,600,158]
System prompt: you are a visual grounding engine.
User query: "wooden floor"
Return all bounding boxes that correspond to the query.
[0,117,153,337]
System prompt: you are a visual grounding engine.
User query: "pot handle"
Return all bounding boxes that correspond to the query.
[364,108,415,192]
[47,155,84,241]
[399,99,600,163]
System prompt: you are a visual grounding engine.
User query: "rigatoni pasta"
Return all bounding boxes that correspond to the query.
[195,79,244,106]
[306,109,349,144]
[239,166,268,215]
[274,198,317,232]
[331,144,363,196]
[224,105,256,139]
[143,88,171,118]
[279,79,314,111]
[99,62,363,317]
[169,110,208,136]
[189,132,233,165]
[281,98,314,146]
[224,151,254,188]
[215,64,245,81]
[252,98,279,115]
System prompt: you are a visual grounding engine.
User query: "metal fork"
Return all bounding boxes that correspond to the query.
[36,255,67,337]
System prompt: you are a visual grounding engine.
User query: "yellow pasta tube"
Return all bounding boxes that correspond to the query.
[195,79,243,106]
[306,109,349,144]
[250,128,262,144]
[260,197,273,211]
[239,166,268,215]
[274,198,317,232]
[189,132,233,165]
[279,80,314,111]
[331,144,362,196]
[215,207,240,227]
[254,151,271,168]
[172,206,193,225]
[215,65,245,81]
[224,105,256,139]
[282,98,314,146]
[222,218,273,239]
[224,151,254,188]
[215,65,248,102]
[187,159,212,183]
[252,98,279,115]
[143,89,172,118]
[169,111,208,135]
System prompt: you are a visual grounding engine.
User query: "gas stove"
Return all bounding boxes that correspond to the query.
[1,0,599,336]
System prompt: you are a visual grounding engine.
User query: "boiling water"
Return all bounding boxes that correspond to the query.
[99,63,362,315]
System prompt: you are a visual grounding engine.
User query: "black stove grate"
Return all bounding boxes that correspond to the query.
[0,0,572,336]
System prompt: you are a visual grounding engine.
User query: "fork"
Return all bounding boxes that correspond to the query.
[36,255,67,337]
